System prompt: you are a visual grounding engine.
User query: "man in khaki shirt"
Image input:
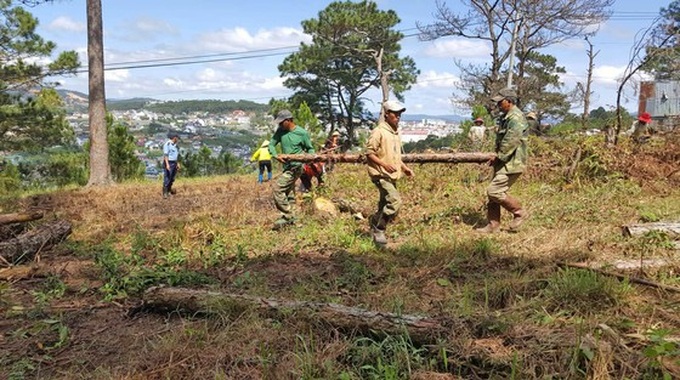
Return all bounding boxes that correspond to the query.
[366,100,414,245]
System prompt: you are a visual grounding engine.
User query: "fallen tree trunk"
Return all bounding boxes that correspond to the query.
[558,262,680,293]
[278,152,495,164]
[142,286,448,344]
[0,211,43,226]
[0,219,72,267]
[622,222,680,237]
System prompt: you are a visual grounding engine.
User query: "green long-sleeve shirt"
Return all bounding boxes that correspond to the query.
[269,125,315,170]
[494,105,528,174]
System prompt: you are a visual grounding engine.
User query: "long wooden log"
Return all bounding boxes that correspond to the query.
[0,211,43,226]
[142,286,447,344]
[278,152,495,164]
[0,219,72,267]
[622,222,680,238]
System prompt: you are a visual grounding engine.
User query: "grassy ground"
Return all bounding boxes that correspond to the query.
[1,134,679,379]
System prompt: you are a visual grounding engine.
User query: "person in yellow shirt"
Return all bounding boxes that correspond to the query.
[250,140,272,183]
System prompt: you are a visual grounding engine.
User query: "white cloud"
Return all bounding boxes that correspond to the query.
[116,17,179,42]
[105,69,130,82]
[197,27,310,52]
[416,70,459,89]
[593,65,625,85]
[47,16,85,33]
[422,38,491,59]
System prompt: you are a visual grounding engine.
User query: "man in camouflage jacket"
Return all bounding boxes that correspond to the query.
[477,88,529,233]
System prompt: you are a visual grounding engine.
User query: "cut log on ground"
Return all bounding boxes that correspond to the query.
[0,219,72,267]
[558,262,680,293]
[622,222,680,238]
[142,286,448,344]
[278,152,495,164]
[0,211,43,226]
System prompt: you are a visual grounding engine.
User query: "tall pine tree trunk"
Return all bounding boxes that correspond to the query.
[86,0,111,186]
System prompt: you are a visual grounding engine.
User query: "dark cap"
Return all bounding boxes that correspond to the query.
[490,88,517,103]
[168,132,180,139]
[274,109,293,124]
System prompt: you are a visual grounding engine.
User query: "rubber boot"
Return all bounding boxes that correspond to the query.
[267,172,272,181]
[499,195,528,230]
[162,187,169,199]
[258,173,263,183]
[475,202,501,233]
[370,213,388,245]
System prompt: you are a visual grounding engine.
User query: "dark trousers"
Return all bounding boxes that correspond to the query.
[300,173,323,191]
[163,161,178,193]
[259,160,272,175]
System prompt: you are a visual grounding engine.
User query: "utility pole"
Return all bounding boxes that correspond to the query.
[506,12,521,88]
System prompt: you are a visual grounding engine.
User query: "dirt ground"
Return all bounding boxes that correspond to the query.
[1,134,680,379]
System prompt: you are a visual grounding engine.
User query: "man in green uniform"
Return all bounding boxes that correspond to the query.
[477,88,529,233]
[268,109,315,230]
[366,100,414,245]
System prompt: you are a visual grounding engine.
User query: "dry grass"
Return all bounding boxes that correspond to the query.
[1,134,680,379]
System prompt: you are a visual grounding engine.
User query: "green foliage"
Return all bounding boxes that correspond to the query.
[521,51,570,120]
[279,0,419,147]
[182,146,243,177]
[0,160,21,194]
[32,274,67,305]
[294,101,326,147]
[93,243,215,300]
[543,268,631,313]
[0,2,79,152]
[345,335,427,379]
[107,114,144,182]
[642,0,680,80]
[640,230,676,250]
[38,151,88,187]
[638,210,661,223]
[642,328,680,379]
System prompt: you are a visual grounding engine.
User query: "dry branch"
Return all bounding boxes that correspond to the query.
[142,286,447,344]
[0,220,72,267]
[621,222,680,238]
[0,211,43,226]
[278,152,495,164]
[558,262,680,293]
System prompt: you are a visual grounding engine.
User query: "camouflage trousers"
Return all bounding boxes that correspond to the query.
[273,166,302,219]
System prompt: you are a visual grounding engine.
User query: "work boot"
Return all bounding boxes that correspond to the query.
[272,216,295,231]
[500,196,528,230]
[162,187,169,199]
[475,202,501,233]
[371,226,388,246]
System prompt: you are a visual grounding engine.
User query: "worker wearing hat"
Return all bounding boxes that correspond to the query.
[365,100,414,246]
[476,88,529,233]
[268,109,315,230]
[629,112,654,143]
[250,140,273,184]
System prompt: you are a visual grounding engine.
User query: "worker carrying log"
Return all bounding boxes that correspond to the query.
[364,100,414,246]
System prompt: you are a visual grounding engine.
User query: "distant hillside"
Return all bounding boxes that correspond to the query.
[146,99,269,114]
[107,97,158,111]
[402,113,465,123]
[56,89,464,120]
[56,89,89,113]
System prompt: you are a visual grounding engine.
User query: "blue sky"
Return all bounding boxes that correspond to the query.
[27,0,666,116]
